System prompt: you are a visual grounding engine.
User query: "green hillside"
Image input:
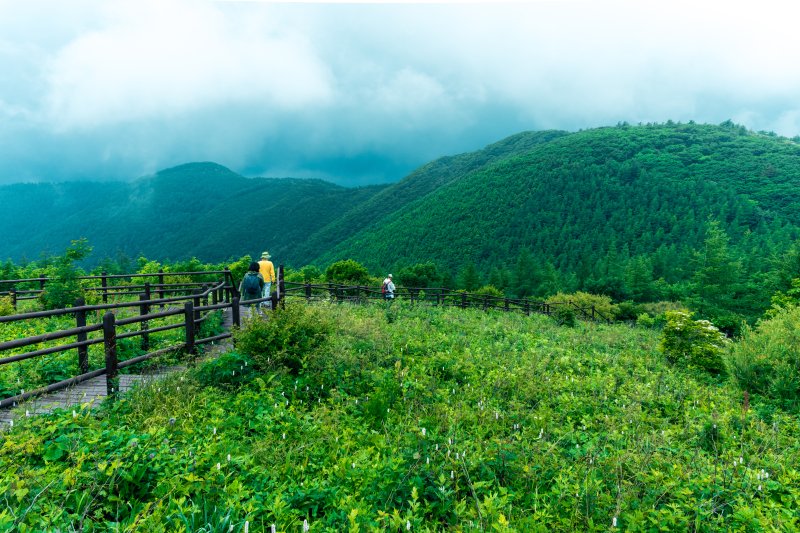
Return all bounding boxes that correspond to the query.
[313,122,800,323]
[0,163,387,263]
[321,122,800,273]
[5,122,800,328]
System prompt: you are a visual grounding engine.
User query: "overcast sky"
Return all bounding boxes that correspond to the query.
[1,0,800,186]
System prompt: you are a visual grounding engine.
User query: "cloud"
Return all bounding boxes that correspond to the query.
[0,0,800,185]
[41,0,333,131]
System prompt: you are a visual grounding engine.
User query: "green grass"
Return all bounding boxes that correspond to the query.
[1,302,798,531]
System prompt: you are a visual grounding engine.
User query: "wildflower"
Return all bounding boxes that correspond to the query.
[421,427,426,436]
[613,516,617,527]
[407,519,411,530]
[73,410,77,418]
[217,463,221,470]
[227,454,231,462]
[303,518,309,532]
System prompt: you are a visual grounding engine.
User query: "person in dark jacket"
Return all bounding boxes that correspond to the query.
[239,262,265,302]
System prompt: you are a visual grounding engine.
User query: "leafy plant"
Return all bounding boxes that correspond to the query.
[0,295,13,317]
[39,238,93,310]
[233,303,332,374]
[660,310,728,374]
[325,259,371,285]
[727,305,800,407]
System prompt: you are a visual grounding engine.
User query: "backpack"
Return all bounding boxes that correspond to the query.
[242,273,261,298]
[382,281,388,294]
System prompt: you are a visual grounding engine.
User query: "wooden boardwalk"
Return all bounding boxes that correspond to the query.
[0,308,236,427]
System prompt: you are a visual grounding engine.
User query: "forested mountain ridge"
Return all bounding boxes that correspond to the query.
[4,121,800,330]
[290,129,568,265]
[313,122,800,327]
[0,162,388,263]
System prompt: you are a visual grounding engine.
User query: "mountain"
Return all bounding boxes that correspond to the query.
[316,122,800,279]
[4,122,800,327]
[0,162,387,263]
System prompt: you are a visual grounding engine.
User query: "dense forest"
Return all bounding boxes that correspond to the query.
[3,121,800,330]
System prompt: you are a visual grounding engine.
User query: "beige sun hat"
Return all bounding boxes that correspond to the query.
[261,251,271,259]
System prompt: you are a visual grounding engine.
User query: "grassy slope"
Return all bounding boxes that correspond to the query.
[2,302,797,531]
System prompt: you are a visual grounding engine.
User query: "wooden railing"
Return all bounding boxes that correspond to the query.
[282,281,613,323]
[0,269,233,310]
[0,268,264,409]
[1,265,610,410]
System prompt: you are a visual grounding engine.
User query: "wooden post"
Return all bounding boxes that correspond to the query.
[461,292,468,309]
[184,302,195,356]
[483,295,489,311]
[232,297,240,327]
[75,298,88,374]
[193,289,201,324]
[525,300,531,316]
[158,269,165,303]
[591,305,596,321]
[103,311,117,396]
[101,272,108,304]
[271,291,279,311]
[504,298,510,312]
[305,283,312,301]
[212,284,218,305]
[224,268,232,289]
[435,288,441,306]
[10,288,16,310]
[278,265,285,307]
[139,292,150,352]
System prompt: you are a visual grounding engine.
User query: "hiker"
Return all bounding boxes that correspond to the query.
[239,262,265,304]
[258,251,276,303]
[382,274,395,300]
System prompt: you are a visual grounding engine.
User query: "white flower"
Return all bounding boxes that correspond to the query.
[303,519,310,532]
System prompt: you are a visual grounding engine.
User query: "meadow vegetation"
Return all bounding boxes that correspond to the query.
[2,301,799,531]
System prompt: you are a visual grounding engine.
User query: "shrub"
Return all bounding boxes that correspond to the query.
[660,310,727,374]
[325,259,371,285]
[39,238,92,310]
[545,291,615,321]
[614,300,643,321]
[636,312,656,328]
[727,306,800,406]
[0,296,13,317]
[473,285,504,298]
[233,303,333,374]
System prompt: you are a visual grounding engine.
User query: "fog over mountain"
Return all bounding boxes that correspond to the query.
[1,0,799,186]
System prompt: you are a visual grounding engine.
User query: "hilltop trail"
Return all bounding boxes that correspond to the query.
[0,308,235,428]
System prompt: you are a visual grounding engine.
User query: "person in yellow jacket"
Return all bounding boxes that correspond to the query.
[258,251,276,305]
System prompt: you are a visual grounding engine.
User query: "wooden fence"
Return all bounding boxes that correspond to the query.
[0,269,232,310]
[1,265,610,410]
[0,269,263,409]
[282,280,612,323]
